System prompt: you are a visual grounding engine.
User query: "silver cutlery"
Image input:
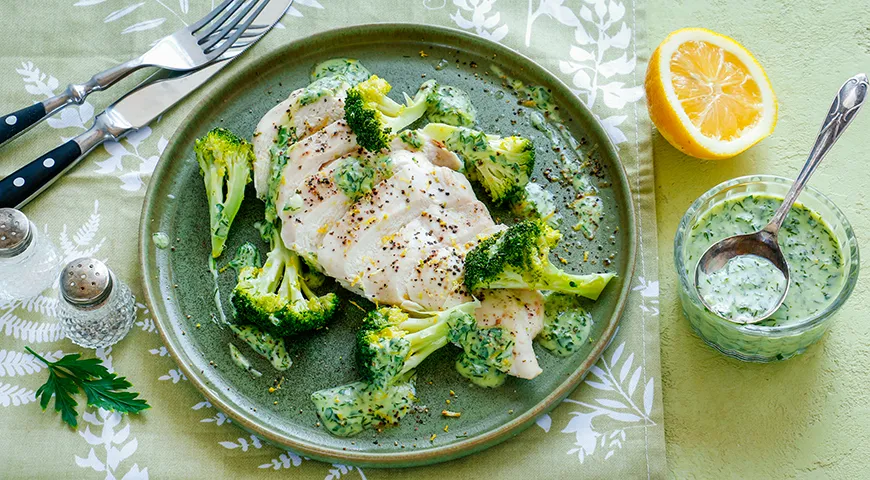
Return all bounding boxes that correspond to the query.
[0,0,291,208]
[0,0,276,148]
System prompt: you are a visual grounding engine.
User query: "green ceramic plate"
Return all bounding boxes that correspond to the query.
[140,24,636,468]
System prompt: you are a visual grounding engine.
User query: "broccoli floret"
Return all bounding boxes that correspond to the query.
[230,229,338,337]
[537,293,594,356]
[356,302,478,389]
[417,80,477,127]
[464,219,615,299]
[420,123,535,204]
[311,372,416,437]
[194,128,254,258]
[344,75,428,152]
[310,58,372,85]
[512,182,561,227]
[447,311,514,388]
[226,242,261,273]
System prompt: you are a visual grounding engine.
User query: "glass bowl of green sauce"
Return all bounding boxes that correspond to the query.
[674,175,859,362]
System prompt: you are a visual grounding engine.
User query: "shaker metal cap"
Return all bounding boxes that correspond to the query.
[0,208,33,258]
[60,257,113,307]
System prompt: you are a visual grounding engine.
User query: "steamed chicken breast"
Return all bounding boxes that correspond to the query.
[252,84,349,198]
[474,289,545,379]
[264,98,545,379]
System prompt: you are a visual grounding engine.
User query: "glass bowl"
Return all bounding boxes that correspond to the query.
[674,175,860,362]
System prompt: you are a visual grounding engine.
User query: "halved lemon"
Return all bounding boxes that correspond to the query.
[645,28,777,160]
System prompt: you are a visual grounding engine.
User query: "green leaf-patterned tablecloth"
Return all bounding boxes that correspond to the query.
[0,1,665,477]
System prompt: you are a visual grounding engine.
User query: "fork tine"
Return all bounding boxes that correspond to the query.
[195,0,250,42]
[188,0,238,33]
[201,0,270,54]
[204,1,270,56]
[198,24,267,45]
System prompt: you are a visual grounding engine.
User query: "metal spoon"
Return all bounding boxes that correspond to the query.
[695,73,868,324]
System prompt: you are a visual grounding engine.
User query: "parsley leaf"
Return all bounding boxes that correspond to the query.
[26,346,150,429]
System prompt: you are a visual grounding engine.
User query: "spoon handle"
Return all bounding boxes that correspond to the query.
[765,73,868,233]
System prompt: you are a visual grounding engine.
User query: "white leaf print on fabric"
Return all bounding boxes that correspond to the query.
[535,413,553,432]
[158,368,187,383]
[105,3,145,23]
[0,311,64,343]
[75,408,149,480]
[449,0,508,42]
[192,399,231,426]
[259,451,305,470]
[135,303,158,333]
[525,0,579,46]
[0,349,64,377]
[17,61,93,138]
[633,276,660,316]
[524,0,644,144]
[422,0,448,9]
[285,0,324,18]
[0,382,36,407]
[555,340,656,463]
[74,0,189,38]
[554,0,643,111]
[121,18,167,34]
[325,464,367,480]
[59,200,106,263]
[219,435,263,452]
[95,127,165,191]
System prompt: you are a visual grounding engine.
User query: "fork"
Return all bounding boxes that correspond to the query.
[0,0,272,148]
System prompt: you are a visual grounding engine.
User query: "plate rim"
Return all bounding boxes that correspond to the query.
[139,22,638,468]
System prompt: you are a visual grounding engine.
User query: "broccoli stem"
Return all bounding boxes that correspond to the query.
[541,266,615,301]
[401,320,451,373]
[204,166,225,256]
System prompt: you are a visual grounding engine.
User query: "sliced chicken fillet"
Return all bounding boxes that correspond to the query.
[273,120,358,219]
[318,153,478,291]
[253,86,349,198]
[474,289,545,379]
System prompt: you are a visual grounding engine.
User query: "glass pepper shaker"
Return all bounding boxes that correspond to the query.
[0,208,62,302]
[57,257,136,349]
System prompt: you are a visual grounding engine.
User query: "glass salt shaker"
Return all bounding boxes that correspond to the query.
[0,208,62,302]
[57,257,136,348]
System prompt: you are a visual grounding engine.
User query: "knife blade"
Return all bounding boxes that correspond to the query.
[0,0,291,209]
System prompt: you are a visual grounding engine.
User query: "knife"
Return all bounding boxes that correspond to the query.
[0,0,290,209]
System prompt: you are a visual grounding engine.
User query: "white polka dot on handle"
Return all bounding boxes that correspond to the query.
[12,177,24,187]
[43,158,55,168]
[5,116,16,126]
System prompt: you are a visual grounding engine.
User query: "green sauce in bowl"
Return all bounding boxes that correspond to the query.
[675,176,859,362]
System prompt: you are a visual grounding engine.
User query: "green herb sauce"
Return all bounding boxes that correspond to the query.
[151,232,170,249]
[310,58,371,85]
[538,293,593,356]
[698,255,786,322]
[228,323,292,371]
[422,81,477,127]
[311,379,416,437]
[229,343,263,377]
[686,195,844,326]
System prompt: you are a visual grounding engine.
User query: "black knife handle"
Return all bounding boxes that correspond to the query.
[0,140,82,208]
[0,103,47,147]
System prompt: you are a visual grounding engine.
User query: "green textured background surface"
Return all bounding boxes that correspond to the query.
[650,0,870,478]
